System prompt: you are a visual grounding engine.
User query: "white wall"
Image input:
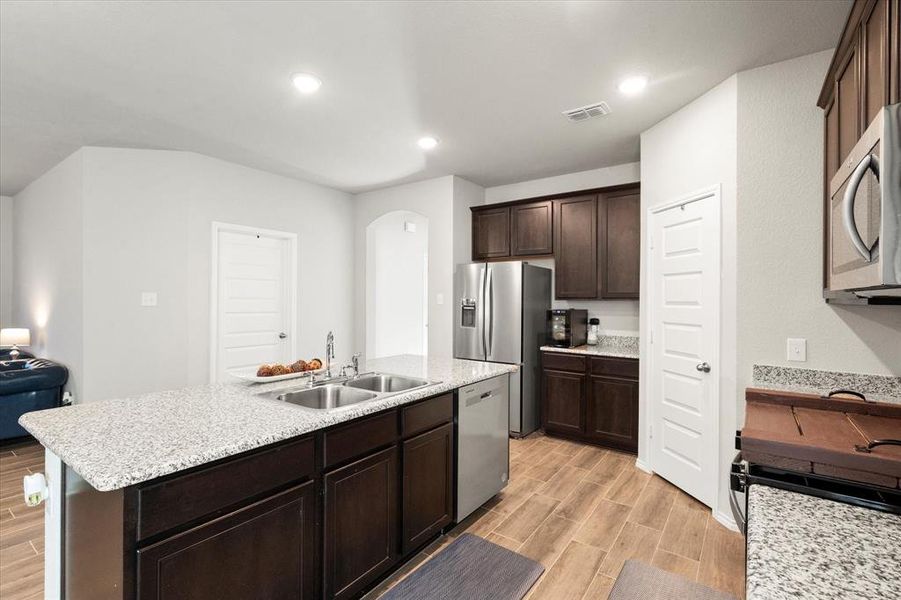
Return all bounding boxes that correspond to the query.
[484,163,642,335]
[78,147,355,401]
[12,147,354,402]
[736,50,901,394]
[354,176,484,358]
[365,211,428,358]
[485,162,641,204]
[12,151,85,398]
[0,195,13,328]
[640,76,739,527]
[452,176,485,266]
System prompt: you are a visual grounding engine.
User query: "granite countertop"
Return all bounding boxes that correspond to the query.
[752,365,901,405]
[747,485,901,600]
[540,335,639,360]
[19,355,516,492]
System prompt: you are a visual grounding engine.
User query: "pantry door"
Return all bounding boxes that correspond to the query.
[210,223,297,383]
[648,187,720,507]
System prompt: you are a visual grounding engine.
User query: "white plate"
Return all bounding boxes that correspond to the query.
[230,367,324,384]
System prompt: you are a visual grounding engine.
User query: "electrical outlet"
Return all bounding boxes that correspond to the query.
[787,338,807,362]
[141,292,158,307]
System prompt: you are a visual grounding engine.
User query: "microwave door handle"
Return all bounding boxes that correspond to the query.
[842,153,881,263]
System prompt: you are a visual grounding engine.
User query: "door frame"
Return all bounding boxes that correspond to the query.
[209,221,298,383]
[645,185,722,508]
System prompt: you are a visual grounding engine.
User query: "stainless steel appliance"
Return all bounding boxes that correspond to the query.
[456,374,509,522]
[826,103,901,302]
[454,261,551,436]
[547,309,588,348]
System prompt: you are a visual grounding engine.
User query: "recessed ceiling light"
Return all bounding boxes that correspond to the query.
[291,72,322,95]
[417,136,439,150]
[618,75,648,96]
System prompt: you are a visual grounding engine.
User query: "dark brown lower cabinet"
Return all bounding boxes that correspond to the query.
[541,352,639,453]
[136,481,318,600]
[543,369,585,435]
[587,375,639,451]
[324,446,399,600]
[402,423,454,554]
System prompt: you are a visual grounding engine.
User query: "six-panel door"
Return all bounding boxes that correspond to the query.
[402,423,454,554]
[324,446,399,600]
[137,481,318,600]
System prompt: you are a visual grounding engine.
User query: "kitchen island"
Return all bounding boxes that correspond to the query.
[747,485,901,600]
[19,355,516,600]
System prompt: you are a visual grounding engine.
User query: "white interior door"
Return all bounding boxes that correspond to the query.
[212,224,296,382]
[649,189,720,507]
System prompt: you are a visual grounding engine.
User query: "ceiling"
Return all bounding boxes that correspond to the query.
[0,1,850,196]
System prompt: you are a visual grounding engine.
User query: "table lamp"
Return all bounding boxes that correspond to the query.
[0,328,31,360]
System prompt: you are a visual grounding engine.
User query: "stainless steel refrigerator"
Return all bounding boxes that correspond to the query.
[454,261,551,436]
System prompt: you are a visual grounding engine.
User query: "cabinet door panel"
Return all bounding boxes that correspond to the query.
[472,207,511,259]
[542,369,585,434]
[137,481,317,600]
[837,41,861,162]
[554,196,598,298]
[587,376,638,452]
[511,201,553,256]
[598,189,640,299]
[402,423,453,554]
[863,0,890,126]
[325,446,399,600]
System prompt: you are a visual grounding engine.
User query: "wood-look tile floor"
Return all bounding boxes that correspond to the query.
[367,432,746,600]
[0,440,44,600]
[0,435,746,600]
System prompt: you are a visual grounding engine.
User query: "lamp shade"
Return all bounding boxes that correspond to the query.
[0,328,31,347]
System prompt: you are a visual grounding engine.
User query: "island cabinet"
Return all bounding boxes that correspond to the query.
[541,351,639,453]
[127,392,455,600]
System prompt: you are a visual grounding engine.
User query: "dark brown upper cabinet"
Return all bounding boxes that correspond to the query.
[472,206,511,259]
[598,188,641,299]
[511,200,553,256]
[553,194,598,299]
[818,0,899,299]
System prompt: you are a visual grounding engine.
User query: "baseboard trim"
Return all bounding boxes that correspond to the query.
[634,458,653,474]
[713,508,739,532]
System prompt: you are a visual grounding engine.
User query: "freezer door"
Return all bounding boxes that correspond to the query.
[454,263,486,361]
[485,262,523,364]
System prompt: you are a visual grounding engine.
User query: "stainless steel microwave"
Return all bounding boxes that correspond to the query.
[826,103,900,301]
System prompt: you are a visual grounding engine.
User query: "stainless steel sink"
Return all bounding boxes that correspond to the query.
[274,385,377,410]
[344,373,429,393]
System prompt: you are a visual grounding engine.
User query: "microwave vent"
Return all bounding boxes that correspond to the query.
[562,101,611,123]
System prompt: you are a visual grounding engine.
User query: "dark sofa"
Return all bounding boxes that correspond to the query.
[0,350,68,441]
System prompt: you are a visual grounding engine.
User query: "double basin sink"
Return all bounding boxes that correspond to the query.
[260,373,433,411]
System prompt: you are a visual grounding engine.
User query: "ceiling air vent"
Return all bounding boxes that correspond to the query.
[562,101,611,123]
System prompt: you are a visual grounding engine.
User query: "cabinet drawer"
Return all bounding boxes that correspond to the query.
[402,393,453,438]
[324,411,398,469]
[136,436,314,541]
[591,357,639,379]
[542,352,586,373]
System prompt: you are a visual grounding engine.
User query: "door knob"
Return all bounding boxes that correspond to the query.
[278,332,287,339]
[696,362,711,373]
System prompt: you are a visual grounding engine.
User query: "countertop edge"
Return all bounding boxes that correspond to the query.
[20,359,517,492]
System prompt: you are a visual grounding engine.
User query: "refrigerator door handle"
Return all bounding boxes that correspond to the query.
[486,266,494,357]
[480,265,488,359]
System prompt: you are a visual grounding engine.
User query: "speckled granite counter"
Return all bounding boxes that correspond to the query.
[747,485,901,600]
[540,335,639,359]
[753,365,901,404]
[19,355,516,492]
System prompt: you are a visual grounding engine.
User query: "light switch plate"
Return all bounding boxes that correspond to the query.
[141,292,158,307]
[436,293,444,305]
[787,338,807,362]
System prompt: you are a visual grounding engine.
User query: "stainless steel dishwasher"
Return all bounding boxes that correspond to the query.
[456,373,510,522]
